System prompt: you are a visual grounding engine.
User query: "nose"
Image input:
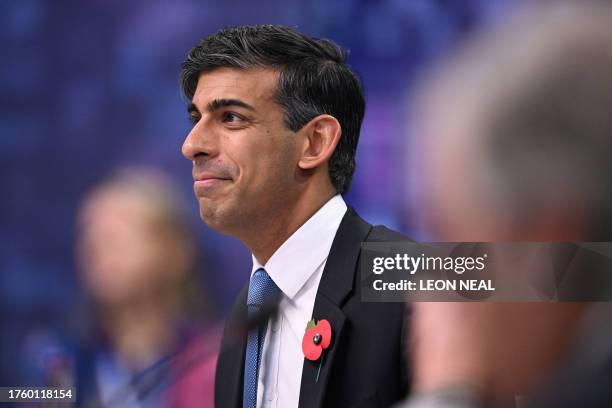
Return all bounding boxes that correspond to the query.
[181,122,218,161]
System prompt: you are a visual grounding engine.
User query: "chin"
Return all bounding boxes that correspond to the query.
[199,204,234,235]
[199,207,220,228]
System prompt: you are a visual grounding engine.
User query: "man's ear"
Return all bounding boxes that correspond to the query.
[297,114,341,170]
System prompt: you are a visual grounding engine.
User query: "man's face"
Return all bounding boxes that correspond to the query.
[182,68,300,236]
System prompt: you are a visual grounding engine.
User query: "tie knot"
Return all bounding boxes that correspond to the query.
[247,268,280,307]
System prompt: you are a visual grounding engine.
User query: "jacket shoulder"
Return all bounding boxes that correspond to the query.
[344,206,411,243]
[366,224,412,242]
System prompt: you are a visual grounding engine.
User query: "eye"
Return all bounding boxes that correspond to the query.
[189,112,200,125]
[222,112,244,124]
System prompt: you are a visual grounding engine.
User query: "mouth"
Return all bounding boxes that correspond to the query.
[193,173,232,196]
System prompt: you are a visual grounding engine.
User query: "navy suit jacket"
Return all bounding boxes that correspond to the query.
[215,207,410,407]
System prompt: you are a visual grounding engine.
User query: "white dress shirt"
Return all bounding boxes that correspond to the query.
[251,194,347,408]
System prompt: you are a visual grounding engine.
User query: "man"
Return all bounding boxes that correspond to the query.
[400,2,612,407]
[180,25,409,407]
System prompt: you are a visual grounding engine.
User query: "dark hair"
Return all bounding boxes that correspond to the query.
[180,25,365,194]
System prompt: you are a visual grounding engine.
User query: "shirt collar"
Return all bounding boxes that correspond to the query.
[251,194,347,300]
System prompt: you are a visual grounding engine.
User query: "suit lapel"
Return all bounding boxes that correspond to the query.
[298,207,372,407]
[298,295,346,407]
[215,284,249,408]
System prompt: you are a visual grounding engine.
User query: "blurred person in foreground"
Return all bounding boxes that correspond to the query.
[75,167,219,407]
[181,25,409,407]
[401,2,612,407]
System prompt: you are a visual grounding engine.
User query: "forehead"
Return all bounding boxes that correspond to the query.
[192,67,279,107]
[79,187,157,227]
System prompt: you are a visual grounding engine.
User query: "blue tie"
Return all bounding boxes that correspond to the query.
[243,268,280,408]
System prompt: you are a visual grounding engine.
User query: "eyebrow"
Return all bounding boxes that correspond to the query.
[187,98,256,114]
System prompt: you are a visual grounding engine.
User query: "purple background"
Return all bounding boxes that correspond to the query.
[1,0,516,384]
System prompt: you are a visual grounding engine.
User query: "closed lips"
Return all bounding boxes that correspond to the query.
[194,173,232,182]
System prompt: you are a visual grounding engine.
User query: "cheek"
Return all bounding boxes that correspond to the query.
[235,136,296,187]
[266,142,299,190]
[223,135,253,178]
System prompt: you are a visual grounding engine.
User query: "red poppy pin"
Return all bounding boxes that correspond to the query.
[302,319,332,382]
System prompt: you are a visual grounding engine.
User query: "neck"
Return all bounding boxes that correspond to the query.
[246,184,337,265]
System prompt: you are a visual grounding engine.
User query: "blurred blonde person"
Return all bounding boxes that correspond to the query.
[76,167,218,407]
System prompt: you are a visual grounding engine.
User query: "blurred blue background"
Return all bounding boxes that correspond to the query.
[1,0,517,390]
